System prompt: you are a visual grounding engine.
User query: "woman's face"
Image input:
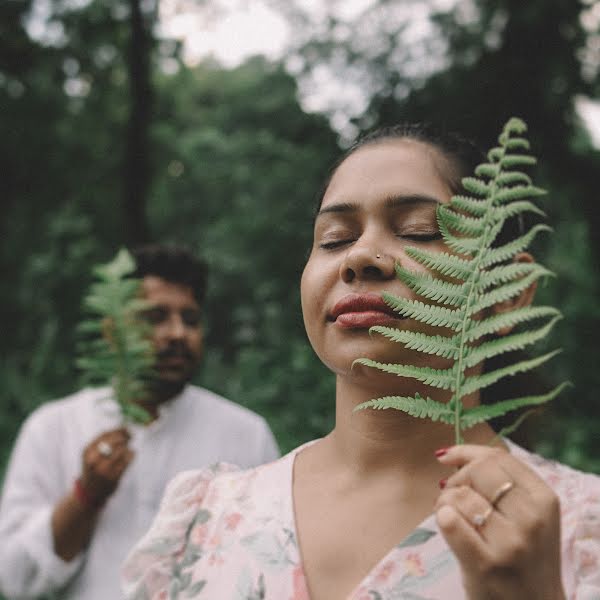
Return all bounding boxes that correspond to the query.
[301,138,457,383]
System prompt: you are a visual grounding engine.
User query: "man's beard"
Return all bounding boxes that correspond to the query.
[144,342,199,402]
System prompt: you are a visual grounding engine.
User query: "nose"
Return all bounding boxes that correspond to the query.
[165,314,186,340]
[340,244,396,283]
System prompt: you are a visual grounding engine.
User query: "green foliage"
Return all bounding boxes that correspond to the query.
[355,118,568,443]
[77,249,154,424]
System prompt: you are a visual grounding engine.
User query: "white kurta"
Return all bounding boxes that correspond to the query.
[0,385,280,600]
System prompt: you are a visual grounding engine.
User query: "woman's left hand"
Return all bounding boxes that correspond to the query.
[434,444,566,600]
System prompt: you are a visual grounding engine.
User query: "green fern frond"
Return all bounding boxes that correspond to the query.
[477,262,551,289]
[438,205,486,236]
[481,224,552,268]
[355,117,567,444]
[449,196,488,217]
[76,248,154,424]
[464,306,561,342]
[381,294,464,330]
[463,316,562,367]
[353,358,455,390]
[403,247,474,280]
[494,200,546,220]
[459,382,571,429]
[494,185,546,204]
[395,266,467,306]
[495,172,532,186]
[355,393,454,423]
[370,326,460,359]
[461,350,561,396]
[472,268,552,313]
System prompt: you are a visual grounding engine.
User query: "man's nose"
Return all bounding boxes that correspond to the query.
[165,315,186,339]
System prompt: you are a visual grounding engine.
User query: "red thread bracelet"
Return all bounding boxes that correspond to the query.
[73,478,104,510]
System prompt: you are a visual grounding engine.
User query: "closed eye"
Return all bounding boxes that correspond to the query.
[319,239,356,250]
[401,232,443,242]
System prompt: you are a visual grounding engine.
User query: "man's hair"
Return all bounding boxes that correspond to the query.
[130,244,208,305]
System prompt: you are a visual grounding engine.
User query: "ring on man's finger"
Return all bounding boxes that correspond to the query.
[490,480,514,507]
[97,441,113,457]
[472,506,494,528]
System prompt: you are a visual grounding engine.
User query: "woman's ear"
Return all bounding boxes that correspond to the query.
[492,252,537,336]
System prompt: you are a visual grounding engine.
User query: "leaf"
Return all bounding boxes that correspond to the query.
[460,350,561,396]
[460,382,571,428]
[353,359,455,389]
[397,528,437,548]
[355,394,454,423]
[381,294,464,330]
[439,205,486,236]
[449,195,488,217]
[493,185,546,204]
[476,262,552,289]
[481,224,553,267]
[463,306,561,342]
[403,247,474,280]
[463,315,561,367]
[395,267,467,306]
[369,326,460,359]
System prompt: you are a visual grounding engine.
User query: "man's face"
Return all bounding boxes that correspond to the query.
[140,275,203,395]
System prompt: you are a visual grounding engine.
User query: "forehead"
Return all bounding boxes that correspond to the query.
[141,275,199,307]
[322,139,453,208]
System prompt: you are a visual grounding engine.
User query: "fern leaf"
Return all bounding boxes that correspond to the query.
[449,195,488,217]
[438,214,480,255]
[481,224,552,267]
[463,306,561,342]
[474,163,499,178]
[494,185,546,204]
[353,359,455,390]
[494,200,546,220]
[462,177,490,197]
[438,205,486,236]
[496,172,532,186]
[477,262,552,289]
[395,267,467,306]
[403,247,474,279]
[463,316,562,367]
[503,137,530,151]
[460,350,561,397]
[459,382,571,429]
[381,294,464,330]
[354,393,454,423]
[472,268,552,313]
[501,154,537,168]
[369,326,460,359]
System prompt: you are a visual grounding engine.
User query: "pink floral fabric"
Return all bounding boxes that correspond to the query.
[122,442,600,599]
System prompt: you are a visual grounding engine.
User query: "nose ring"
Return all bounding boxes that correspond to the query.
[376,254,381,259]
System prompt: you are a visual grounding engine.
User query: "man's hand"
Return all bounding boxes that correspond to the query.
[78,428,134,506]
[51,428,135,561]
[435,444,566,600]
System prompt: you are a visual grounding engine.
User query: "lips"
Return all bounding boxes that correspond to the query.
[330,292,405,329]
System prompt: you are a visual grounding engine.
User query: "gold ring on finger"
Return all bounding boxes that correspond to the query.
[490,480,514,507]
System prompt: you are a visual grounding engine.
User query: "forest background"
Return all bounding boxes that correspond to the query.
[2,0,600,491]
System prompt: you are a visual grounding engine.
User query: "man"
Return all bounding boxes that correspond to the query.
[0,244,280,600]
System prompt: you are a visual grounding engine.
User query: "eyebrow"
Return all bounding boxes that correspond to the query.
[317,194,441,218]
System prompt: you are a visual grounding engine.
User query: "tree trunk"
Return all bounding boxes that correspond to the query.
[123,0,154,245]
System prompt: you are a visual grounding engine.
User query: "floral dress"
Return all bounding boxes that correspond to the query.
[122,441,600,600]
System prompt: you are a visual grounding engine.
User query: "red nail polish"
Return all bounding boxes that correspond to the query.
[439,478,447,489]
[434,447,449,458]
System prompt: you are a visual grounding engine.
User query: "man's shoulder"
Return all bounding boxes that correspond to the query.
[180,385,268,426]
[25,387,113,425]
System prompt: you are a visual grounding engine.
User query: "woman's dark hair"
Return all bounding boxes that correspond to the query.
[130,244,208,306]
[317,122,546,445]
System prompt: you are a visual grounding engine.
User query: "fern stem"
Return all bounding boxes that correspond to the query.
[452,142,507,444]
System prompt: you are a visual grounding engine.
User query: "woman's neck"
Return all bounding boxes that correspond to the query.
[327,375,499,478]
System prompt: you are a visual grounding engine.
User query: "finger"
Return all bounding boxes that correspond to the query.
[436,504,491,564]
[436,444,508,470]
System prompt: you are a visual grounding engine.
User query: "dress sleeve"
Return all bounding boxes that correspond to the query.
[0,410,83,599]
[571,472,600,599]
[121,464,237,600]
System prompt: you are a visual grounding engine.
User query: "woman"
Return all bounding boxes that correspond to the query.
[122,124,600,599]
